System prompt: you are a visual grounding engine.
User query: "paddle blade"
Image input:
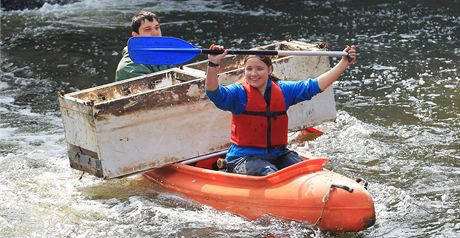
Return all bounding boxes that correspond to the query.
[128,36,201,65]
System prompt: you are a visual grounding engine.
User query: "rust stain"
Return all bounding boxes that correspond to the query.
[118,156,183,174]
[93,79,207,119]
[207,143,231,152]
[69,162,103,178]
[69,71,197,103]
[316,42,327,49]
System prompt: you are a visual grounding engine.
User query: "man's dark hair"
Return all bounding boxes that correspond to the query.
[131,11,160,34]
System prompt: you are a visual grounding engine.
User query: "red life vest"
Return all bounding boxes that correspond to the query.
[230,79,288,148]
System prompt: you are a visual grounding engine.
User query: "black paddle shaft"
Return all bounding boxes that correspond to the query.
[202,49,279,55]
[201,49,351,61]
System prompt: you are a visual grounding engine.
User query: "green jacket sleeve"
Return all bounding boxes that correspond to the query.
[115,46,173,82]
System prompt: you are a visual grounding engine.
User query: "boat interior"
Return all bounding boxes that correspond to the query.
[185,127,325,171]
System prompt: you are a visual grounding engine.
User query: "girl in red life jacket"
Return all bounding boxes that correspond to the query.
[205,44,357,176]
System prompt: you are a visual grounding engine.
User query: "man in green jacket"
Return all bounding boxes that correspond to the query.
[116,11,173,81]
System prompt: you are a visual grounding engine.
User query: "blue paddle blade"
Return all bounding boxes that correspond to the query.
[128,36,201,65]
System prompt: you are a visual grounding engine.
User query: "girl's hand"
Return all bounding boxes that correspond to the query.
[208,44,228,65]
[343,45,357,64]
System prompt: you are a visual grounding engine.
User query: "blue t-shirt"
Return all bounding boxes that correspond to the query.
[206,79,321,161]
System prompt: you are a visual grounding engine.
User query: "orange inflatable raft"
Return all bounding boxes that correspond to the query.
[143,151,375,232]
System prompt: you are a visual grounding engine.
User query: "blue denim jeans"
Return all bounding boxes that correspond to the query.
[226,149,303,176]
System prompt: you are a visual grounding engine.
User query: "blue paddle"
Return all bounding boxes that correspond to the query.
[128,36,349,65]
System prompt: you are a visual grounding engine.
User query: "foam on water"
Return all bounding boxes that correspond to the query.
[307,110,460,235]
[0,82,9,91]
[0,127,17,140]
[3,0,282,27]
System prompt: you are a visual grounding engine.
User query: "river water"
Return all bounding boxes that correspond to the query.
[0,0,458,237]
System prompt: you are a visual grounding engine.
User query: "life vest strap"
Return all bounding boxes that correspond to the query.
[241,111,287,118]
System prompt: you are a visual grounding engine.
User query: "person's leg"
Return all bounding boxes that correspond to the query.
[228,155,278,176]
[275,150,304,170]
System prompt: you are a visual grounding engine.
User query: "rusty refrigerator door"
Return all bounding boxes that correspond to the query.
[58,40,337,179]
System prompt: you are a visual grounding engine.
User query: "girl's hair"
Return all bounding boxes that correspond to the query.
[243,55,282,81]
[131,11,160,34]
[244,55,273,68]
